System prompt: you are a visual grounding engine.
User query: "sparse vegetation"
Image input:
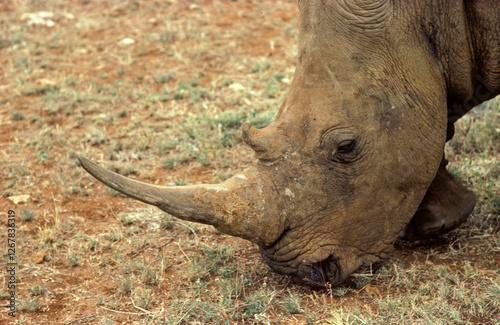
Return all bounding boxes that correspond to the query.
[11,112,25,120]
[67,251,80,267]
[21,209,35,221]
[1,1,497,324]
[18,300,41,312]
[28,284,47,297]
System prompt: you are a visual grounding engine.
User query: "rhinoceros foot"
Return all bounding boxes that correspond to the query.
[399,162,476,241]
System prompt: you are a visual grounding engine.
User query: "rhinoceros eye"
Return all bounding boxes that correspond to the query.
[337,139,356,154]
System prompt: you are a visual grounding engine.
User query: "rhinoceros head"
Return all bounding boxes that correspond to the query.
[79,0,448,286]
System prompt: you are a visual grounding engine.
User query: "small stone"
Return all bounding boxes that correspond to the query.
[8,194,30,204]
[32,250,47,264]
[120,38,135,45]
[229,83,245,91]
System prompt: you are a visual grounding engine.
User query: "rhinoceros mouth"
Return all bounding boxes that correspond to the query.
[305,255,342,287]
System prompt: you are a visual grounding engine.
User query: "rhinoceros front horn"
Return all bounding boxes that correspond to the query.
[77,156,280,246]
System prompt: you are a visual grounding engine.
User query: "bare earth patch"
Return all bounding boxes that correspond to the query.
[1,1,498,324]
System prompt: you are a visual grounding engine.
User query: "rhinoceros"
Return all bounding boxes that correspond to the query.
[78,0,499,286]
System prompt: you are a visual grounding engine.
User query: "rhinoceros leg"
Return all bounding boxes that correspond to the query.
[399,159,476,241]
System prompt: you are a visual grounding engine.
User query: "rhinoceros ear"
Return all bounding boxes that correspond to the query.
[78,156,280,246]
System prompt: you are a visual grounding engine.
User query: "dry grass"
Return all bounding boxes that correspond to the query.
[0,1,498,324]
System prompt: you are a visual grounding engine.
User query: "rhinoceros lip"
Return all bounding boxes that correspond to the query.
[305,255,342,287]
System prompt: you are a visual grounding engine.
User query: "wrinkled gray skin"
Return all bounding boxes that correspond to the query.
[79,0,500,287]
